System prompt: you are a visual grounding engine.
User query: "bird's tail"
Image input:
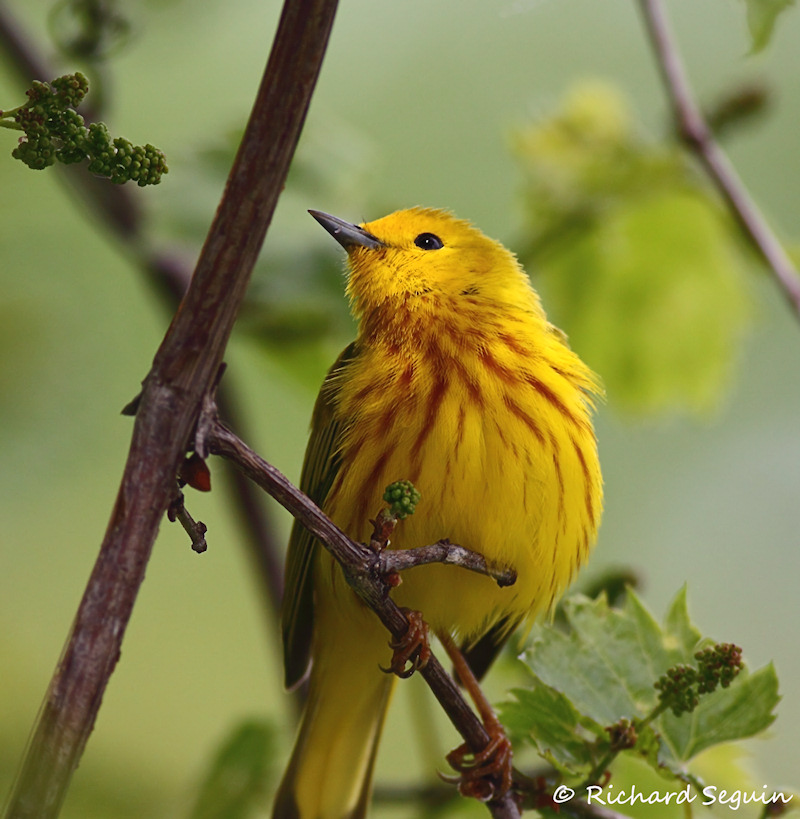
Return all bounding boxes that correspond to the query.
[272,615,395,819]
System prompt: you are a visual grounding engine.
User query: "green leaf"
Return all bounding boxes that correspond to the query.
[504,589,779,775]
[743,0,795,52]
[500,681,605,775]
[514,82,750,417]
[520,592,699,725]
[188,719,277,819]
[662,586,702,652]
[541,188,748,416]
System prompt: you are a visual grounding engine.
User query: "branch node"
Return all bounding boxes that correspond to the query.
[194,363,226,459]
[368,508,398,553]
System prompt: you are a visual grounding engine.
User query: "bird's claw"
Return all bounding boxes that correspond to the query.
[443,729,514,802]
[380,608,431,678]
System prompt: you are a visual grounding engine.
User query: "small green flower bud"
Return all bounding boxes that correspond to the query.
[383,480,421,520]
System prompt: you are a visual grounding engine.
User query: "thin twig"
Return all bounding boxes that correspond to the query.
[168,491,208,554]
[381,540,517,587]
[207,419,522,819]
[1,2,339,816]
[639,0,800,318]
[207,420,516,596]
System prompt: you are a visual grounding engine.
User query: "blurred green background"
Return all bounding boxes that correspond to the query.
[1,0,798,816]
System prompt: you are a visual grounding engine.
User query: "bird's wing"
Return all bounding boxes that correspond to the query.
[281,341,358,689]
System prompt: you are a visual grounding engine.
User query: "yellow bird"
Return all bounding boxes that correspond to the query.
[273,208,602,819]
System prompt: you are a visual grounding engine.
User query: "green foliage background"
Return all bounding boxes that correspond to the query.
[1,0,799,816]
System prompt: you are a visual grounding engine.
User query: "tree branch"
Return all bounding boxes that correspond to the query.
[2,1,339,815]
[206,419,522,819]
[380,541,517,587]
[638,0,800,319]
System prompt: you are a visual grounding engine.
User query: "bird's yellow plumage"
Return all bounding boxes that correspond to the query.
[273,208,602,819]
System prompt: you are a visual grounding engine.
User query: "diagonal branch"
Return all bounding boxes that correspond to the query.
[2,1,339,816]
[206,419,522,819]
[638,0,800,319]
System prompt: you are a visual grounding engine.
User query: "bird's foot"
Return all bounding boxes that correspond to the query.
[443,725,514,802]
[381,608,431,678]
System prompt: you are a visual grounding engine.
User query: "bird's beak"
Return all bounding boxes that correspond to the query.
[309,210,384,251]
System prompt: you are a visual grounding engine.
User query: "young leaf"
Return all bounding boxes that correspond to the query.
[519,592,699,725]
[514,82,750,417]
[743,0,796,52]
[501,680,605,775]
[189,720,277,819]
[504,588,779,776]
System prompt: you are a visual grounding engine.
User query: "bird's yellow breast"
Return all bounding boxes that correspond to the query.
[320,291,601,642]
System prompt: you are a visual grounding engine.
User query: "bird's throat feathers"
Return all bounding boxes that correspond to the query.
[343,207,548,349]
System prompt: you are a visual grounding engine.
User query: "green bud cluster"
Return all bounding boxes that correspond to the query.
[655,642,743,717]
[694,642,742,694]
[8,72,167,186]
[85,122,168,186]
[383,480,421,520]
[654,664,700,717]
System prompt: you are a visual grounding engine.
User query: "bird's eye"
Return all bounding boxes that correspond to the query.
[414,232,444,251]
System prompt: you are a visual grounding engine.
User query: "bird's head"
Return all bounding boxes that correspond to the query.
[310,208,542,328]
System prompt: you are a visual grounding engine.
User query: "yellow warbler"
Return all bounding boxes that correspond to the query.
[273,208,602,819]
